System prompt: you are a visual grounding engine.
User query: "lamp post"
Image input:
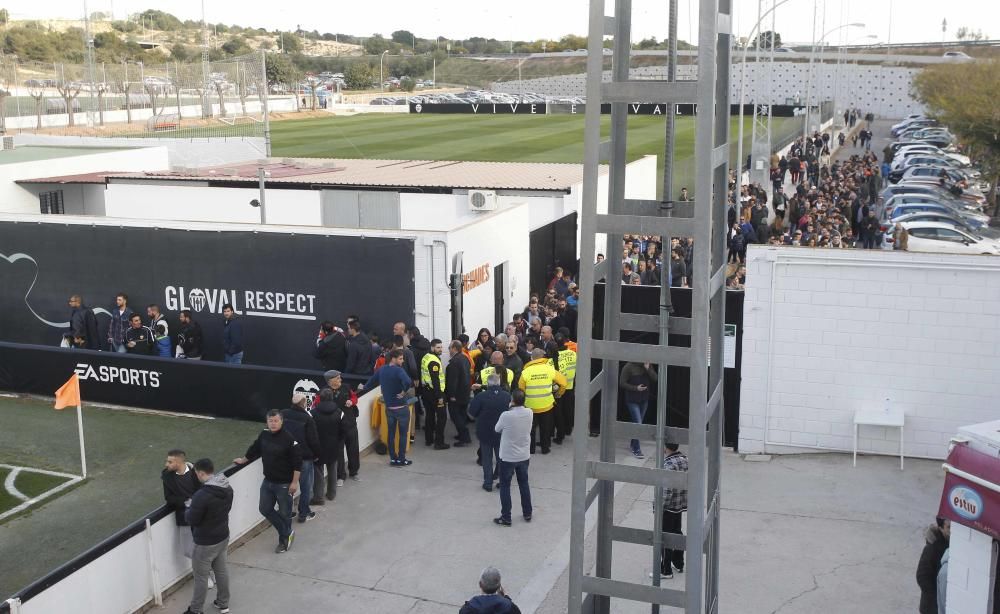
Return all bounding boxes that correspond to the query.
[802,20,864,144]
[734,0,793,200]
[379,50,389,92]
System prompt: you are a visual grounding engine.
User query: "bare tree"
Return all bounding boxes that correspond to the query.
[0,62,13,132]
[27,86,46,129]
[236,62,250,116]
[94,82,108,127]
[109,62,135,124]
[56,80,82,127]
[144,82,164,116]
[213,79,227,117]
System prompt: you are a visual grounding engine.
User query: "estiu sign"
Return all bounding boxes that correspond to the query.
[462,263,491,294]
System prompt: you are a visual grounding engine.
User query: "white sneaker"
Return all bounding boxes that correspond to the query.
[336,479,345,487]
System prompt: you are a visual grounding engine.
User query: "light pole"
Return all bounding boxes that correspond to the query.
[379,50,389,91]
[734,0,793,199]
[802,20,864,144]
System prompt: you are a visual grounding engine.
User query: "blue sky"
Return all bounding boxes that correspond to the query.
[1,0,993,46]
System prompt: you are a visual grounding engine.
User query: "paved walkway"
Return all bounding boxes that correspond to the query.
[156,428,941,614]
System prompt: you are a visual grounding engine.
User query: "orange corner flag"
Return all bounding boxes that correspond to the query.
[54,373,81,410]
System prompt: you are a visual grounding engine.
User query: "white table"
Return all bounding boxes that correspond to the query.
[853,408,905,470]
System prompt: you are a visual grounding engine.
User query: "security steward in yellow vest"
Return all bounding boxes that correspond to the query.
[552,334,578,444]
[518,347,568,455]
[419,339,450,449]
[473,351,514,393]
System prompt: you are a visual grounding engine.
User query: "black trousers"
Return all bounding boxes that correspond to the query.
[553,389,575,441]
[338,425,360,479]
[448,400,471,443]
[315,460,339,501]
[660,508,685,573]
[422,390,447,445]
[530,409,554,453]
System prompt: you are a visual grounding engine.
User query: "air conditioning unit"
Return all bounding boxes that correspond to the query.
[468,189,498,212]
[2,136,14,150]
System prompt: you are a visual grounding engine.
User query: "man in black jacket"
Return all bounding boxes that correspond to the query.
[314,321,347,371]
[67,295,99,350]
[162,449,200,559]
[324,370,361,482]
[176,310,204,359]
[124,313,153,355]
[468,375,511,491]
[234,410,302,554]
[312,387,343,502]
[184,458,233,614]
[446,339,473,447]
[916,517,950,614]
[281,394,321,524]
[345,320,374,376]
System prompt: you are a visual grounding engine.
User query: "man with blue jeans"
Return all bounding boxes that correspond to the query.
[361,349,414,466]
[107,293,133,353]
[281,393,321,523]
[234,409,302,553]
[221,304,244,364]
[493,389,533,526]
[469,374,511,492]
[620,362,658,458]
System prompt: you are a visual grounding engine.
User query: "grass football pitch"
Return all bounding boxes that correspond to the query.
[268,113,802,196]
[0,394,260,599]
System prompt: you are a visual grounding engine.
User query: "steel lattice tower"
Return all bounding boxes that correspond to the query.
[568,0,731,611]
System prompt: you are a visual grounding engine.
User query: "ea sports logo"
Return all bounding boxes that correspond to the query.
[188,289,207,312]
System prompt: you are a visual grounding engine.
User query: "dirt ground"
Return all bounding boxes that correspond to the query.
[22,109,331,137]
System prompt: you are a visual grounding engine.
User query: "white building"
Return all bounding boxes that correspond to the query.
[11,155,657,339]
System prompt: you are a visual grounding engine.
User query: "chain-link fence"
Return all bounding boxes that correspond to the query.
[0,52,297,140]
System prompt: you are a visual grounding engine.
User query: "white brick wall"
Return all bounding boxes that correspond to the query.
[739,246,1000,460]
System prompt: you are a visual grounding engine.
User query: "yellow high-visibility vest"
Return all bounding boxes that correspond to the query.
[420,353,444,391]
[554,349,577,390]
[518,359,566,413]
[479,366,514,388]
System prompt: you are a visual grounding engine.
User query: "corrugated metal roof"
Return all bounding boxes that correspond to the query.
[16,171,113,185]
[99,158,605,191]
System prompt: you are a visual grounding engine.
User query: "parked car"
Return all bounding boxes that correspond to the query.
[884,211,981,236]
[880,183,986,212]
[883,201,989,230]
[893,145,971,167]
[898,221,999,255]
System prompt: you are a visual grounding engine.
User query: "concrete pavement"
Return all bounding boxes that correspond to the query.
[155,429,941,614]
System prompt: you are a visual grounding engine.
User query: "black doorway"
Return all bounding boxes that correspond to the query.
[494,262,506,333]
[529,213,578,295]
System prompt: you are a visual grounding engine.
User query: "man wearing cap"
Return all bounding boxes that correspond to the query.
[323,370,360,482]
[459,566,521,614]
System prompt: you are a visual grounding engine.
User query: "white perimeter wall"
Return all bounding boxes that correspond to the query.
[446,203,534,336]
[0,146,169,214]
[739,246,1000,460]
[105,183,323,226]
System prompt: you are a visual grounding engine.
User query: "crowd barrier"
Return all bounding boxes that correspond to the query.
[0,351,384,613]
[1,459,264,614]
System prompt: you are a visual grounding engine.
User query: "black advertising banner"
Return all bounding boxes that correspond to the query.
[0,221,415,370]
[0,342,367,421]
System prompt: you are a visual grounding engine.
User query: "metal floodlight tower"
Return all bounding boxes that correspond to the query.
[569,0,730,612]
[749,0,777,198]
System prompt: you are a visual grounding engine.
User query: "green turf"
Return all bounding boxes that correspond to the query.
[0,395,261,598]
[13,470,72,500]
[0,468,16,515]
[267,113,801,197]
